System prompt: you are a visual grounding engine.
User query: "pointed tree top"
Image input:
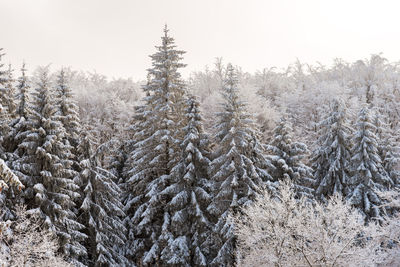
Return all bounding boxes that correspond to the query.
[164,24,169,36]
[7,63,13,73]
[21,61,27,74]
[58,67,67,84]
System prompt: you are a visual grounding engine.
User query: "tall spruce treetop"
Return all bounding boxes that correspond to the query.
[124,26,188,266]
[55,69,81,147]
[10,64,36,188]
[4,64,17,119]
[0,63,16,124]
[144,24,186,173]
[267,118,314,197]
[0,49,7,84]
[347,107,394,221]
[16,63,30,119]
[207,64,270,266]
[2,64,18,154]
[159,95,212,266]
[311,100,353,200]
[0,50,11,149]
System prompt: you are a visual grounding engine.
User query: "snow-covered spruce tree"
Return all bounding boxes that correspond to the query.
[76,132,128,266]
[107,141,126,182]
[121,87,161,265]
[311,100,353,201]
[0,64,18,149]
[27,68,87,264]
[16,63,30,119]
[9,63,37,192]
[207,64,271,266]
[55,69,81,148]
[123,26,187,266]
[2,64,18,164]
[0,59,20,221]
[0,158,23,192]
[54,69,83,226]
[4,64,17,119]
[0,64,32,223]
[374,109,400,186]
[347,107,394,221]
[158,95,212,266]
[0,49,7,84]
[121,92,150,263]
[267,118,314,197]
[0,50,11,154]
[0,158,24,220]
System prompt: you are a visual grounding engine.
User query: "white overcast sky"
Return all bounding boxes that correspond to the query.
[1,0,400,80]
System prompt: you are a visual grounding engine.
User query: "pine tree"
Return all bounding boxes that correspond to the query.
[158,95,212,266]
[347,107,394,221]
[76,132,128,266]
[267,118,314,197]
[311,100,353,201]
[27,68,87,263]
[207,64,269,266]
[123,26,187,266]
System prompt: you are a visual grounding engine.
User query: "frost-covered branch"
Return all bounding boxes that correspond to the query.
[234,183,397,266]
[0,159,23,192]
[0,205,71,266]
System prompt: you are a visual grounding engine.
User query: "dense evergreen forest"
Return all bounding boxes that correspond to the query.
[0,27,400,266]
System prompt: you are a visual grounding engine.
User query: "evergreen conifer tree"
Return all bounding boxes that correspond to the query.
[0,63,17,149]
[347,107,394,221]
[311,100,353,201]
[124,26,187,266]
[76,132,128,266]
[4,64,17,120]
[27,68,87,264]
[267,118,314,197]
[374,109,400,186]
[55,69,81,148]
[207,64,270,266]
[10,63,36,193]
[158,95,212,266]
[122,95,152,263]
[0,50,11,153]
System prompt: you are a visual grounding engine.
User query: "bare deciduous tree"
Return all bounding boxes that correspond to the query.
[234,183,397,267]
[0,206,71,267]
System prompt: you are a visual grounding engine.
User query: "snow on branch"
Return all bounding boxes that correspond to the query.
[234,182,398,266]
[0,159,23,192]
